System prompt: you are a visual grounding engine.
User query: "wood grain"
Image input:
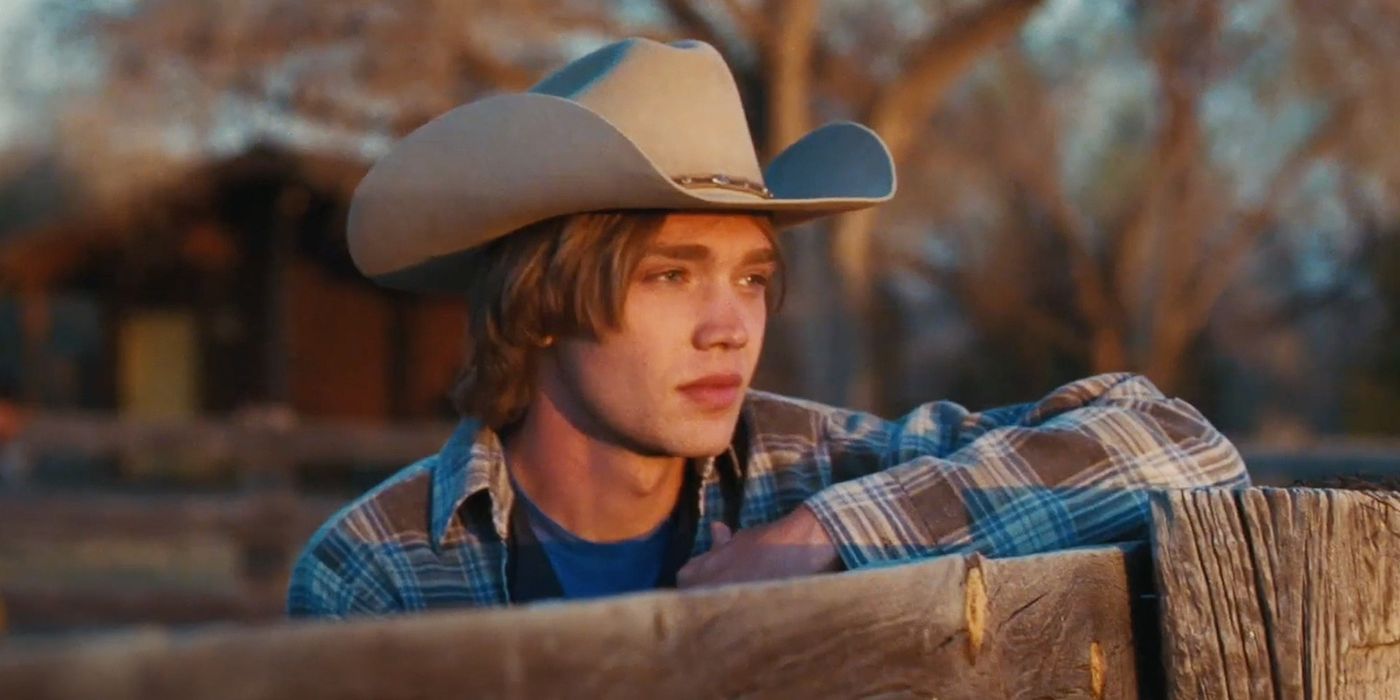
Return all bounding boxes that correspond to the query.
[1151,487,1400,699]
[0,545,1147,699]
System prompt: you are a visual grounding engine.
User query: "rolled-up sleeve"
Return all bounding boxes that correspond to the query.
[803,373,1249,569]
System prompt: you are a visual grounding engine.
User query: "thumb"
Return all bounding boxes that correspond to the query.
[709,521,733,548]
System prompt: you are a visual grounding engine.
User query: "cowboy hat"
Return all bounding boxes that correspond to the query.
[348,37,897,291]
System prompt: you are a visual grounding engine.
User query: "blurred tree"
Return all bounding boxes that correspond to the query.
[59,0,1044,410]
[24,0,1400,422]
[1345,222,1400,434]
[883,0,1400,410]
[647,0,1047,406]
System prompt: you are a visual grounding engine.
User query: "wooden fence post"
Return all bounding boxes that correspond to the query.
[1150,487,1400,699]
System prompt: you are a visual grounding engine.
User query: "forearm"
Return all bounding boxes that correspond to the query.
[805,392,1249,569]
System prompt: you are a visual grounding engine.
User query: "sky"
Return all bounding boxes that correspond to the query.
[0,0,1233,160]
[0,0,127,151]
[0,0,39,147]
[0,0,1362,217]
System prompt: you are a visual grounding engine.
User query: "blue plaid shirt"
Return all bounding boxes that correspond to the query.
[287,373,1247,617]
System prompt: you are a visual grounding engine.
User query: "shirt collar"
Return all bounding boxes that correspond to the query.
[430,418,514,548]
[429,401,752,549]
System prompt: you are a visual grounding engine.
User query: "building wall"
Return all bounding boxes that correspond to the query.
[287,259,391,420]
[406,298,466,419]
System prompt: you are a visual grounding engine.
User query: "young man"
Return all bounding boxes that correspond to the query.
[288,38,1248,617]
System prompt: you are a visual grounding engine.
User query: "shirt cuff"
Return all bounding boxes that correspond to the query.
[803,469,938,570]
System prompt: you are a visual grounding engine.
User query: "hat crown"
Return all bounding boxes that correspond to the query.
[529,39,763,184]
[346,36,895,290]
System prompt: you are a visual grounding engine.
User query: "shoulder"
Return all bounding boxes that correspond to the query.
[742,389,884,439]
[287,456,439,616]
[740,390,896,484]
[305,456,437,552]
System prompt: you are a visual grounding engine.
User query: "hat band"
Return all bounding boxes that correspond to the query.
[672,174,773,199]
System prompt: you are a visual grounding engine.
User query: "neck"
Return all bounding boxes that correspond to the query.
[502,389,685,543]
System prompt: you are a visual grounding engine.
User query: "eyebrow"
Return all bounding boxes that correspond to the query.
[646,244,711,262]
[645,244,777,265]
[741,247,778,266]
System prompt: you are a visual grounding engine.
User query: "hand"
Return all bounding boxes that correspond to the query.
[676,505,842,589]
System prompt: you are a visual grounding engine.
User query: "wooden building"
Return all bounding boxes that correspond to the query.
[0,145,466,470]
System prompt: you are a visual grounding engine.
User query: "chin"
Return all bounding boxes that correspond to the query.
[665,437,734,459]
[644,415,739,458]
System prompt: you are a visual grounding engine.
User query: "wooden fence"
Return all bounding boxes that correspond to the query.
[1,487,1396,699]
[0,411,447,631]
[3,405,1399,700]
[9,411,1400,485]
[0,492,340,631]
[1152,488,1400,698]
[0,544,1152,699]
[3,410,454,481]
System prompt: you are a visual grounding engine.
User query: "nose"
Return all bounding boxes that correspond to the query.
[692,284,750,351]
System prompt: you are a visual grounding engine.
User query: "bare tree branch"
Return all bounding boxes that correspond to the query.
[866,0,1046,160]
[836,0,1046,310]
[1137,1,1222,382]
[831,0,1046,406]
[660,0,738,56]
[992,51,1116,333]
[908,221,1083,357]
[814,44,877,113]
[1111,50,1203,326]
[720,0,769,48]
[454,42,537,92]
[1183,99,1358,343]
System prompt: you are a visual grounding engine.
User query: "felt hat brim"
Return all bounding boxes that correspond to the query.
[349,93,896,292]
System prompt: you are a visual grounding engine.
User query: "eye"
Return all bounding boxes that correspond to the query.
[740,272,770,288]
[647,268,688,284]
[739,264,776,288]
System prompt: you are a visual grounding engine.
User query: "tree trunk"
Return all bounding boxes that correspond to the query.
[763,0,818,158]
[841,0,1047,411]
[1090,324,1129,377]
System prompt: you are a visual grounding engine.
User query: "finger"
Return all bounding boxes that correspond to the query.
[676,553,709,589]
[709,521,733,547]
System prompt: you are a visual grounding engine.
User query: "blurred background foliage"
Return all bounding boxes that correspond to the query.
[2,0,1398,438]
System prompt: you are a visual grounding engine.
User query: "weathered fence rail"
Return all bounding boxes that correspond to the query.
[2,487,1396,698]
[0,544,1149,699]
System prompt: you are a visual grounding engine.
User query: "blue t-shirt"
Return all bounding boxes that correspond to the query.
[516,486,677,600]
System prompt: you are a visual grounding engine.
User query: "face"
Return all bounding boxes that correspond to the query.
[541,212,775,457]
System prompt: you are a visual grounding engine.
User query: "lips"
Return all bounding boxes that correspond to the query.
[677,373,744,411]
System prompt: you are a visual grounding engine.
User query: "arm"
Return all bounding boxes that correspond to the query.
[678,373,1248,587]
[804,373,1249,568]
